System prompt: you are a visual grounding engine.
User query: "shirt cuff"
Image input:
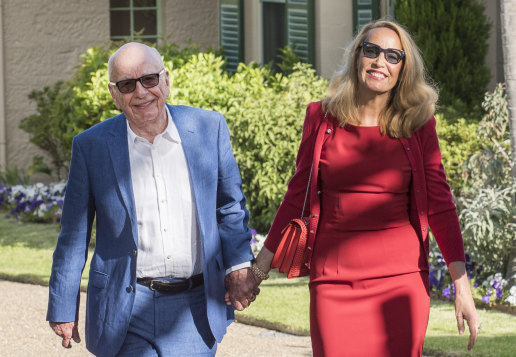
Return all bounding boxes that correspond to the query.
[225,261,252,275]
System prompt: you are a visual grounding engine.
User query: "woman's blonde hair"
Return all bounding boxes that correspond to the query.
[322,20,438,138]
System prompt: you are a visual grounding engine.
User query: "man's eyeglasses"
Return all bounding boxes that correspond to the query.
[361,42,405,64]
[110,69,165,94]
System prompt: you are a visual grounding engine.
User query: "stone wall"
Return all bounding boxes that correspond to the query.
[0,0,109,176]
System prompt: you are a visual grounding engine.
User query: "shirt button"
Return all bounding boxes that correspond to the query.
[416,189,420,193]
[152,146,156,150]
[310,230,314,234]
[423,228,427,232]
[164,228,168,232]
[420,211,424,216]
[133,250,137,256]
[307,246,312,250]
[326,129,332,134]
[156,173,160,178]
[167,255,172,259]
[406,147,411,151]
[126,285,134,293]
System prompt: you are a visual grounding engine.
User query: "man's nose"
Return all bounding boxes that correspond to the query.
[134,80,149,95]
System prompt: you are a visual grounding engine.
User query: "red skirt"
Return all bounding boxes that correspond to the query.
[309,227,430,357]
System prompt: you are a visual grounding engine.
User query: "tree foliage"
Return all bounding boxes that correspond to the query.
[395,0,491,107]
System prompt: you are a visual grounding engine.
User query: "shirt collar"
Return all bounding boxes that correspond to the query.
[126,107,181,151]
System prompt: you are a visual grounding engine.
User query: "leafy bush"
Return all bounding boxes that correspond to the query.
[395,0,491,106]
[20,43,327,232]
[458,84,516,275]
[434,114,483,194]
[0,166,31,185]
[168,55,328,231]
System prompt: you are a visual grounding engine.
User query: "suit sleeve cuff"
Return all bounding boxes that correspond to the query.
[225,261,252,275]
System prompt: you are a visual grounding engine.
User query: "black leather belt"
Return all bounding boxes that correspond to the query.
[137,273,204,293]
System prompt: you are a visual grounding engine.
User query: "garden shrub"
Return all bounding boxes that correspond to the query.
[458,84,516,276]
[21,43,327,232]
[434,113,483,194]
[395,0,491,107]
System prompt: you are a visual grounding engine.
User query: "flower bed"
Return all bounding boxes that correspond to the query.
[0,182,65,223]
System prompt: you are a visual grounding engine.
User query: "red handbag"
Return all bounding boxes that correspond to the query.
[270,165,313,279]
[270,217,310,278]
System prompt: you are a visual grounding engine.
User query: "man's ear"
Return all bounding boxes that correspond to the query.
[108,85,121,110]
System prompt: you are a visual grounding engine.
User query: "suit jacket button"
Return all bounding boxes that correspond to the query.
[126,285,134,293]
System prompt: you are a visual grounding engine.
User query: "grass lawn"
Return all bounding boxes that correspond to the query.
[0,214,91,289]
[0,215,515,356]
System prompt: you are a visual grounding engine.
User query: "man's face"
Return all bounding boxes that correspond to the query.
[108,45,170,129]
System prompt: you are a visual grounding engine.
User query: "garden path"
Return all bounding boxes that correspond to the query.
[0,279,312,357]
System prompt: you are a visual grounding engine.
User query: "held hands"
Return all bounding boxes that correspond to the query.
[49,321,81,348]
[224,267,261,311]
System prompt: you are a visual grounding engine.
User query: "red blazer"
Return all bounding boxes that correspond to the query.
[264,101,465,269]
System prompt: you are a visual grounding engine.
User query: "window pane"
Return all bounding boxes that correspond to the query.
[134,0,156,7]
[134,10,157,36]
[111,10,131,37]
[263,2,286,67]
[110,0,129,8]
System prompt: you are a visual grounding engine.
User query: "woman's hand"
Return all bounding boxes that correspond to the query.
[448,261,481,350]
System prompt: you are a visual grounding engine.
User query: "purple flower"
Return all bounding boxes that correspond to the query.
[442,286,451,299]
[496,288,504,300]
[251,229,257,236]
[482,287,492,304]
[482,294,491,304]
[56,200,64,206]
[473,281,480,288]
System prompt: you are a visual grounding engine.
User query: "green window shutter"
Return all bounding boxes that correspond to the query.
[352,0,380,34]
[220,0,244,72]
[285,0,314,65]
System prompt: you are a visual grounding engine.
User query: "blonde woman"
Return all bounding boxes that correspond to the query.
[251,20,480,356]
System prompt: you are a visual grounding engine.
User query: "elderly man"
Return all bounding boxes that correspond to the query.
[47,42,260,356]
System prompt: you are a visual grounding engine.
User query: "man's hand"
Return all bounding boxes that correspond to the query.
[49,321,81,348]
[224,268,260,311]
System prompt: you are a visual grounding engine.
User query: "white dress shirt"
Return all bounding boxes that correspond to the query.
[127,108,250,279]
[127,109,202,279]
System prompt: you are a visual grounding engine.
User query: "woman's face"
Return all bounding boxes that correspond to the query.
[357,27,404,98]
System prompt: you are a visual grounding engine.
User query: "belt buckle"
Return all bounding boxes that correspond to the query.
[149,280,158,291]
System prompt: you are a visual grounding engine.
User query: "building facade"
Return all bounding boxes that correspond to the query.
[0,0,503,176]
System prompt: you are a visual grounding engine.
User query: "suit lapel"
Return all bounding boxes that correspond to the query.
[106,114,137,244]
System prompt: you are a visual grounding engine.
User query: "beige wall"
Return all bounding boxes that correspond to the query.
[1,0,109,173]
[315,0,353,79]
[480,0,504,89]
[244,0,262,64]
[161,0,219,49]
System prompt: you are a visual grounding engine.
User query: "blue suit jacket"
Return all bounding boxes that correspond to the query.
[47,105,254,356]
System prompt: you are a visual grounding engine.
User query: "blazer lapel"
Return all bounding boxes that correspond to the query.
[106,114,137,244]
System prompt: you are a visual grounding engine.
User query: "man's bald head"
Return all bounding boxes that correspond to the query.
[108,42,164,81]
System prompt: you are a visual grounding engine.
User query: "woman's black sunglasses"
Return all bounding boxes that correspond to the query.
[361,42,405,64]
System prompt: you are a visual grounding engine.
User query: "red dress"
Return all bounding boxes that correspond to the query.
[309,123,430,356]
